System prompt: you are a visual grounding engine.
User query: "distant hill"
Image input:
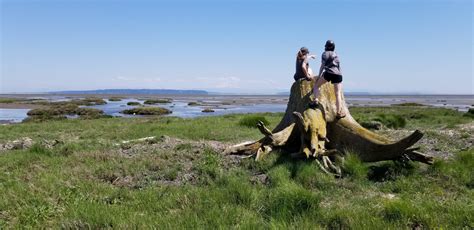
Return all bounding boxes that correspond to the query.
[50,89,208,95]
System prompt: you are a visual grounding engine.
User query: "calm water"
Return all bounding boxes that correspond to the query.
[0,99,287,123]
[0,109,30,123]
[1,95,472,124]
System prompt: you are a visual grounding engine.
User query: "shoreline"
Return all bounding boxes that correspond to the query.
[1,95,472,125]
[0,103,46,109]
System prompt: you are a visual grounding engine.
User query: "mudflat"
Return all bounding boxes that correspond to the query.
[0,103,46,109]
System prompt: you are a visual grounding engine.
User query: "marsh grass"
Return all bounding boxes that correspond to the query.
[351,106,472,129]
[108,97,122,102]
[121,107,171,115]
[238,115,270,128]
[144,99,172,104]
[187,102,200,106]
[0,98,20,103]
[0,109,473,228]
[374,114,406,129]
[126,101,141,106]
[342,153,368,180]
[392,102,425,107]
[464,108,474,118]
[25,105,106,121]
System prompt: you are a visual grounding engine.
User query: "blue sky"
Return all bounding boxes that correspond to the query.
[1,0,472,94]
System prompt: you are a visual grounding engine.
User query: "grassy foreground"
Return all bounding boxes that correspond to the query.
[0,107,473,228]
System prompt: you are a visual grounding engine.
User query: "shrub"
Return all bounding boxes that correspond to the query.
[463,108,474,118]
[342,153,368,180]
[33,98,107,107]
[26,104,107,121]
[407,112,428,120]
[76,108,104,119]
[367,161,416,182]
[383,200,417,222]
[294,161,333,190]
[27,104,79,116]
[27,108,63,116]
[360,121,382,130]
[57,143,80,156]
[0,98,19,103]
[238,115,269,128]
[108,97,122,101]
[144,99,172,104]
[374,114,406,129]
[29,143,53,156]
[81,97,107,105]
[187,102,200,106]
[196,149,221,182]
[121,107,172,115]
[261,177,320,220]
[202,108,215,113]
[392,102,424,107]
[126,102,141,106]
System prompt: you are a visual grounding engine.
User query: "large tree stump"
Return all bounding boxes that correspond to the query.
[225,78,433,175]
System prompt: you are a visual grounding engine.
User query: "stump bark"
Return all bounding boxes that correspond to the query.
[225,78,433,175]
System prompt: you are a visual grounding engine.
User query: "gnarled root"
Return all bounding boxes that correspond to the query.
[224,121,295,158]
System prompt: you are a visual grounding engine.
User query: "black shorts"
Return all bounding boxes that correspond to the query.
[323,72,343,83]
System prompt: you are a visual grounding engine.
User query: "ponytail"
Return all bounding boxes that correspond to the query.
[297,50,304,60]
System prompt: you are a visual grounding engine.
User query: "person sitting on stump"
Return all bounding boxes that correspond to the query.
[293,47,315,81]
[311,40,346,119]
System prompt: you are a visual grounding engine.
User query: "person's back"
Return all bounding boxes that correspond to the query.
[321,50,341,76]
[294,58,307,81]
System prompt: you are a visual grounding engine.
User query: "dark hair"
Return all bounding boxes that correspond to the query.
[297,47,309,60]
[325,40,335,51]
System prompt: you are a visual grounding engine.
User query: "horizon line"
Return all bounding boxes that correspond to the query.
[0,88,473,96]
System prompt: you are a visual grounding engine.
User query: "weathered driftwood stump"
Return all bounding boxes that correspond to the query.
[225,78,433,175]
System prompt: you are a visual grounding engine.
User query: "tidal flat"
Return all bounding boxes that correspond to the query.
[0,94,472,123]
[0,106,472,228]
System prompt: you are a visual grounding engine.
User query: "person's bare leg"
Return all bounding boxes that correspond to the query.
[313,76,327,103]
[334,82,345,117]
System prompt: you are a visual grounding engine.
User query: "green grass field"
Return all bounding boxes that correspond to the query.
[0,107,472,228]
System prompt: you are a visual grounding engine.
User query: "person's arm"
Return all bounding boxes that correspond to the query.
[338,55,342,73]
[318,62,324,77]
[319,52,326,77]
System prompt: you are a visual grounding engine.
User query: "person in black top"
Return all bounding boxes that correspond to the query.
[312,40,346,119]
[294,47,315,81]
